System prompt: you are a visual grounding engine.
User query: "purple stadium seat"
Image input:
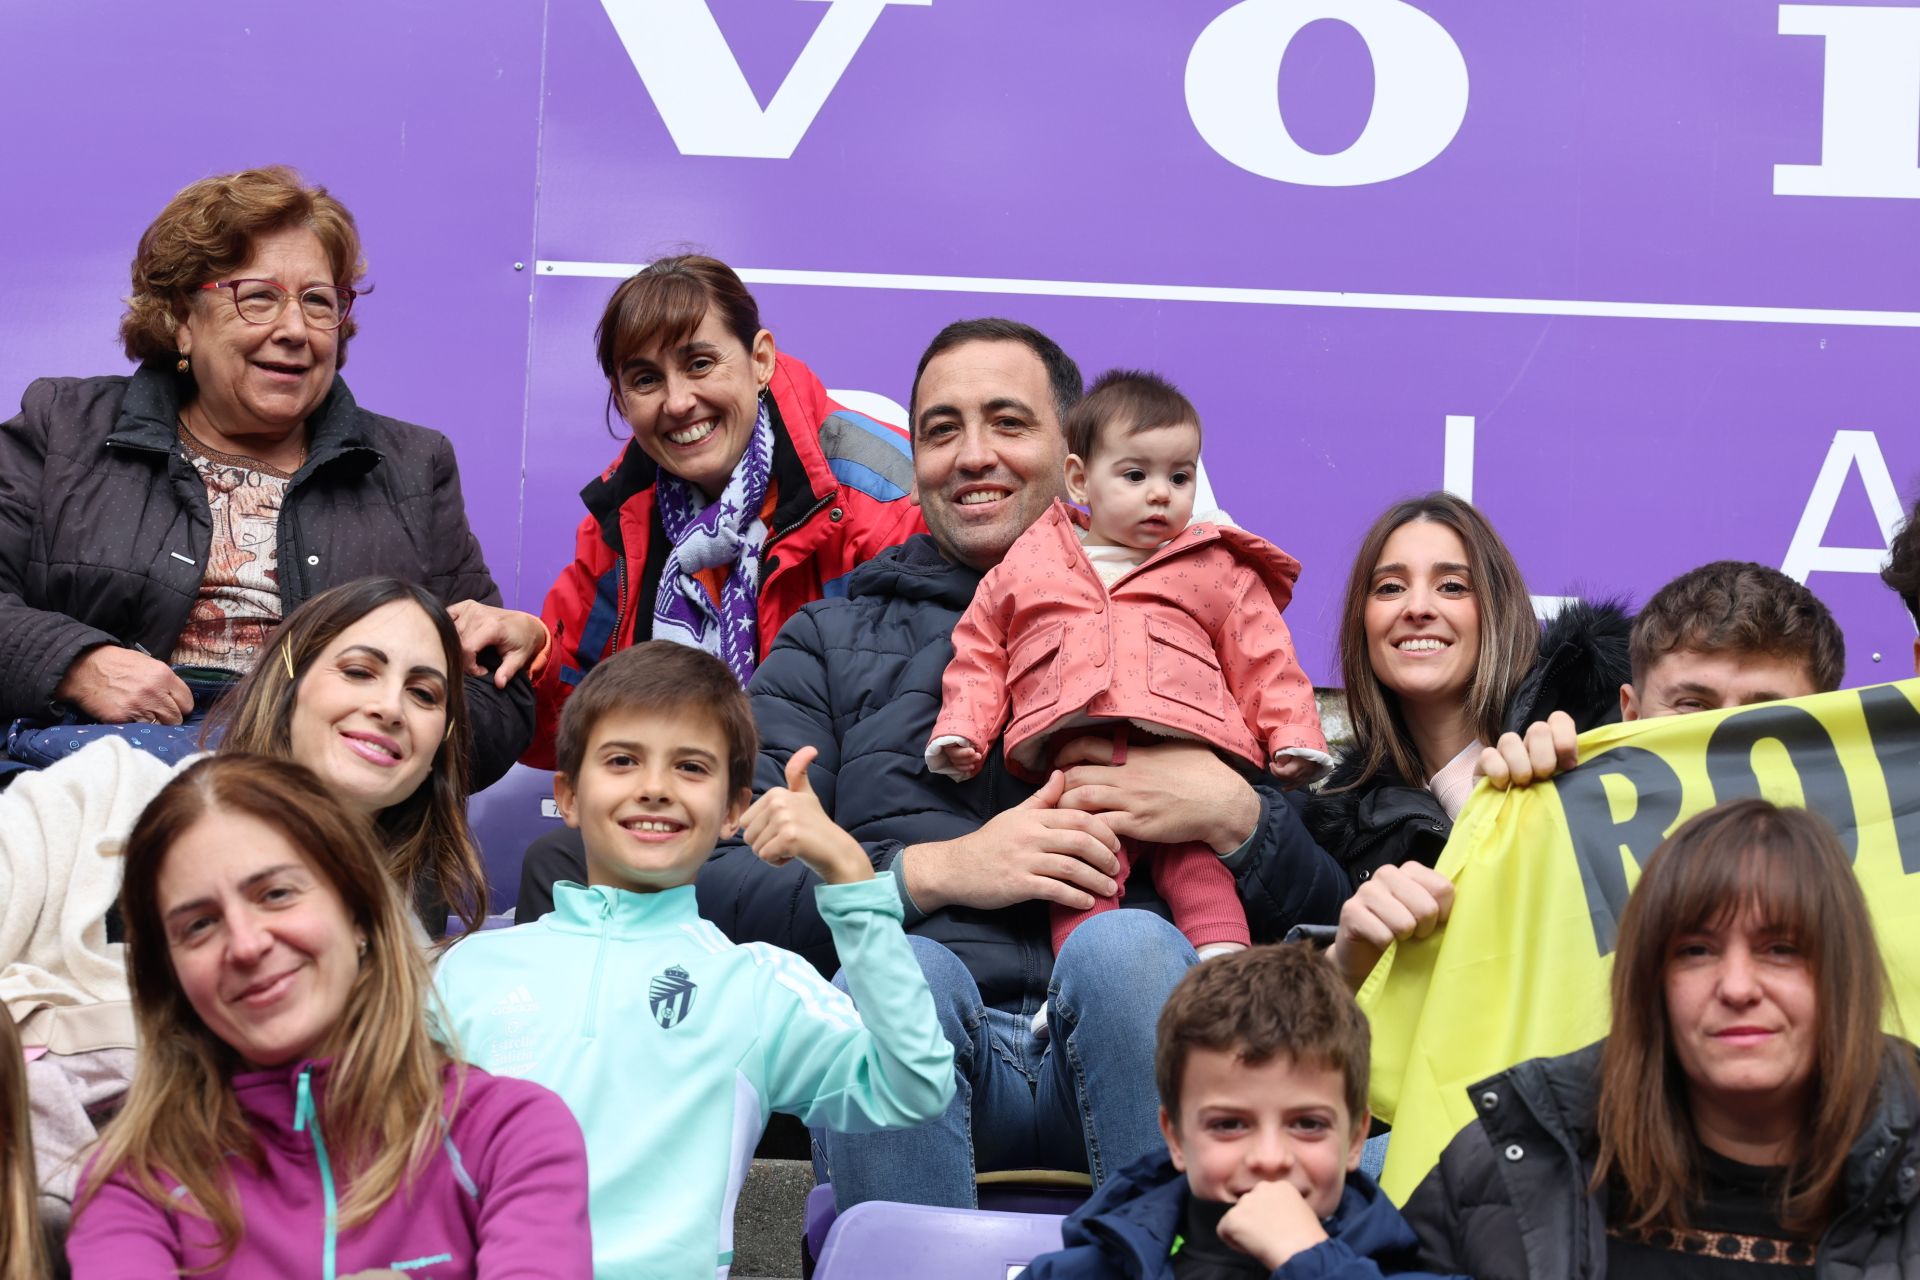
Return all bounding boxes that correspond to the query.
[804,1183,837,1264]
[465,763,564,913]
[804,1173,1089,1275]
[810,1202,1065,1280]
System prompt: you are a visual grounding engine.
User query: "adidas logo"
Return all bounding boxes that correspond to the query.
[490,984,540,1018]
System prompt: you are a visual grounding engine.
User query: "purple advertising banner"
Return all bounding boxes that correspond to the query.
[6,0,1918,690]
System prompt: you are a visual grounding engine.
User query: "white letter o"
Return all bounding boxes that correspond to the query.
[1186,0,1470,186]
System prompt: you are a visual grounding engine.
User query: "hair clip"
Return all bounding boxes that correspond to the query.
[282,646,296,681]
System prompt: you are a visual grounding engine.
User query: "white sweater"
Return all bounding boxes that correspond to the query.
[0,738,190,1051]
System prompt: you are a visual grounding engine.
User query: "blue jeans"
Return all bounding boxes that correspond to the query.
[1362,1132,1389,1181]
[814,910,1196,1209]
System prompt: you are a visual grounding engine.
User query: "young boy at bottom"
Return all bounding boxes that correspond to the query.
[1023,945,1464,1280]
[435,642,954,1279]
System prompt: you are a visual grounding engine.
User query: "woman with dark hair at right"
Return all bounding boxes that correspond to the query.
[1302,493,1630,987]
[1402,797,1920,1278]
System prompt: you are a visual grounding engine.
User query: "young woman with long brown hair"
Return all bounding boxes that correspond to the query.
[1301,492,1630,987]
[1305,492,1630,876]
[208,574,491,935]
[1402,797,1920,1278]
[65,755,589,1278]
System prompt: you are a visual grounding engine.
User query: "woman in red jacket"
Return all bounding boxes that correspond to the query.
[451,256,923,914]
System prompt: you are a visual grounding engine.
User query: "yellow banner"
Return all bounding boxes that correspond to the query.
[1357,678,1920,1203]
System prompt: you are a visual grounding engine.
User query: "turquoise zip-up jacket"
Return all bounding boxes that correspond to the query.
[434,873,954,1278]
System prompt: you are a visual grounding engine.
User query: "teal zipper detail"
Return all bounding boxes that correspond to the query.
[581,893,615,1038]
[293,1068,340,1280]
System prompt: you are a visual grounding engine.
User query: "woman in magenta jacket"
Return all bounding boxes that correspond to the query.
[65,755,590,1279]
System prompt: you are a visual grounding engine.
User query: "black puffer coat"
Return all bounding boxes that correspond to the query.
[1303,600,1632,887]
[0,362,533,787]
[1402,1041,1920,1279]
[695,534,1349,1006]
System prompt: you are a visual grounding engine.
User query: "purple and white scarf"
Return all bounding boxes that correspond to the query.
[651,397,774,684]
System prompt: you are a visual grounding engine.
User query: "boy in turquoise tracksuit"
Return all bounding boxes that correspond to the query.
[435,642,955,1279]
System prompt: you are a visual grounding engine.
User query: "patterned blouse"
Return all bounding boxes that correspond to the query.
[168,427,292,672]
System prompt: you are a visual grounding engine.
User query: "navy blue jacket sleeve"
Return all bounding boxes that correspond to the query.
[699,607,864,975]
[1220,783,1349,940]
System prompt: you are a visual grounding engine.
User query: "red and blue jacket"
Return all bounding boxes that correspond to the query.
[524,351,922,769]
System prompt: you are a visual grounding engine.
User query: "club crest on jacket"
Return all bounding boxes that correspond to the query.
[648,964,697,1029]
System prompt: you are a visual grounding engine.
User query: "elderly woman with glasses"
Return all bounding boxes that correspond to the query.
[0,166,531,786]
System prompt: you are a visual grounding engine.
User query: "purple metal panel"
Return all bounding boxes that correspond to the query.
[525,0,1920,686]
[5,1,1916,687]
[525,0,1917,299]
[0,0,544,596]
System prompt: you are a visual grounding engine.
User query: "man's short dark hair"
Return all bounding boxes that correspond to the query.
[1154,944,1370,1133]
[1064,369,1202,462]
[907,318,1083,430]
[1883,497,1920,629]
[553,641,758,794]
[1629,561,1845,692]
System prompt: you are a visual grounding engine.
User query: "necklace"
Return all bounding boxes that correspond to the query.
[177,408,308,479]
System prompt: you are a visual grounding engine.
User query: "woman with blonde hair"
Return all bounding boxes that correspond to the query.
[1404,797,1920,1277]
[65,754,589,1278]
[2,1013,51,1279]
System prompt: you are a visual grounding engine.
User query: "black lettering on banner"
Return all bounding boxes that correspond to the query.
[1552,746,1683,957]
[1704,705,1856,859]
[1858,685,1920,874]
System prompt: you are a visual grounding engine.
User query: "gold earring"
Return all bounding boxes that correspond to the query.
[175,356,189,373]
[282,647,296,681]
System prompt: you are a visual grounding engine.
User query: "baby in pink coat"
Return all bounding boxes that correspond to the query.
[926,370,1330,982]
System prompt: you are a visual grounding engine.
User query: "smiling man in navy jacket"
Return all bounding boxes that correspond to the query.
[699,318,1347,1210]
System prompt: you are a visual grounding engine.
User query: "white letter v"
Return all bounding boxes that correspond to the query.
[601,0,932,160]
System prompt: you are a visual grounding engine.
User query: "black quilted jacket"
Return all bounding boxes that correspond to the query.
[0,361,532,787]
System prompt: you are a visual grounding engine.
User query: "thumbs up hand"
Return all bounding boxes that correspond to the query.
[738,745,874,885]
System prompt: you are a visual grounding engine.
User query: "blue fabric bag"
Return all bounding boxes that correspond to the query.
[4,666,237,770]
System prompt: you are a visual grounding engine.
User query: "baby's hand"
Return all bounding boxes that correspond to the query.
[1216,1179,1328,1269]
[947,743,984,777]
[738,746,874,885]
[1268,754,1318,788]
